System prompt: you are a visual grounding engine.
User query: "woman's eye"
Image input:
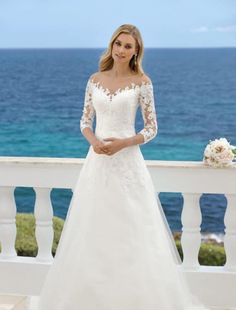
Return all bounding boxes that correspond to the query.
[115,42,131,49]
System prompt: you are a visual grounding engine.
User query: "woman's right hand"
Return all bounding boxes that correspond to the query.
[92,140,108,155]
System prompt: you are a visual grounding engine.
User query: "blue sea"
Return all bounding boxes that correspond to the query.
[0,48,236,235]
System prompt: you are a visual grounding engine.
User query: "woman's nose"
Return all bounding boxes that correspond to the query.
[118,46,125,54]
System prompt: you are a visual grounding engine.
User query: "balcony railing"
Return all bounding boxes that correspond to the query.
[0,156,235,309]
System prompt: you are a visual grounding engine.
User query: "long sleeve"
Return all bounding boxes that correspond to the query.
[137,82,158,144]
[80,79,96,133]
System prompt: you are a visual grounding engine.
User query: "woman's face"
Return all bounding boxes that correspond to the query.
[112,33,137,64]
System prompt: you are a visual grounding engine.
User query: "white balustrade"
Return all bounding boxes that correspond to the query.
[34,188,54,262]
[0,187,17,259]
[0,156,235,308]
[181,193,202,269]
[224,194,236,270]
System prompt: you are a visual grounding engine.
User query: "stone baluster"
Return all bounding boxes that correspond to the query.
[0,187,17,259]
[34,188,54,261]
[181,193,202,269]
[224,194,236,270]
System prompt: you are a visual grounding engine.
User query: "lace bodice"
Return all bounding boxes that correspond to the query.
[80,76,158,144]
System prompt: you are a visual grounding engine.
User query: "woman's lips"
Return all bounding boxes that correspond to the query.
[116,54,125,59]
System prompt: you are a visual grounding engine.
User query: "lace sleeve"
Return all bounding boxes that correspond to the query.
[80,79,96,133]
[137,82,158,144]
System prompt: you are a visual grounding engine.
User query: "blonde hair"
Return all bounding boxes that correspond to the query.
[99,24,144,76]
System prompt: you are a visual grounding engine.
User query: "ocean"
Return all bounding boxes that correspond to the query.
[0,48,235,234]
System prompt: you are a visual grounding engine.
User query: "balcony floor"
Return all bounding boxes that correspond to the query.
[0,295,234,310]
[0,295,27,310]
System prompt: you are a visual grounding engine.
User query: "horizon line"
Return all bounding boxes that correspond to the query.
[0,46,236,49]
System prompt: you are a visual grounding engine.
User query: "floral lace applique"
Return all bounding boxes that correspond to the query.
[138,82,158,144]
[80,79,96,132]
[89,79,152,102]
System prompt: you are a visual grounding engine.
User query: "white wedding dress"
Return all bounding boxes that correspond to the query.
[27,76,210,310]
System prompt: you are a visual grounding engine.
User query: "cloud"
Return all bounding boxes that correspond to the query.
[214,25,236,32]
[191,25,236,33]
[191,26,209,33]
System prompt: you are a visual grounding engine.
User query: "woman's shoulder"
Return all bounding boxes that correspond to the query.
[89,72,103,83]
[130,72,152,85]
[138,73,152,84]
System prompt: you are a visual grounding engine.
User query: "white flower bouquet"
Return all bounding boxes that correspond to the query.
[203,138,236,167]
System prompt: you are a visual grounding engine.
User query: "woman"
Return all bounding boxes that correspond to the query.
[28,24,211,310]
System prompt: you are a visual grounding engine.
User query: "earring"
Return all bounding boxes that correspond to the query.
[134,54,137,66]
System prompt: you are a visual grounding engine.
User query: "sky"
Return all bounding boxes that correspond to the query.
[0,0,236,48]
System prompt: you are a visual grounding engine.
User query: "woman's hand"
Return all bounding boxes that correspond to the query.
[102,137,126,156]
[92,140,108,155]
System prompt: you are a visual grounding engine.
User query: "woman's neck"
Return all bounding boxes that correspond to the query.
[109,63,134,78]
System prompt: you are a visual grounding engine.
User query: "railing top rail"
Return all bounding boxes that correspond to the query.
[0,156,85,165]
[0,156,235,170]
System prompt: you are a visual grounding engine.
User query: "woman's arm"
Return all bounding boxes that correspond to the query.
[80,77,107,154]
[122,133,145,147]
[124,76,158,147]
[81,127,99,146]
[80,78,96,136]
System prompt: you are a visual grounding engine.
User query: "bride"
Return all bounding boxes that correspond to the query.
[27,24,211,310]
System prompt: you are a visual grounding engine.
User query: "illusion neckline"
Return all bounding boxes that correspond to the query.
[89,78,152,99]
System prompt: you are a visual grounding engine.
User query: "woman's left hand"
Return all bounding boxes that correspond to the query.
[102,137,126,156]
